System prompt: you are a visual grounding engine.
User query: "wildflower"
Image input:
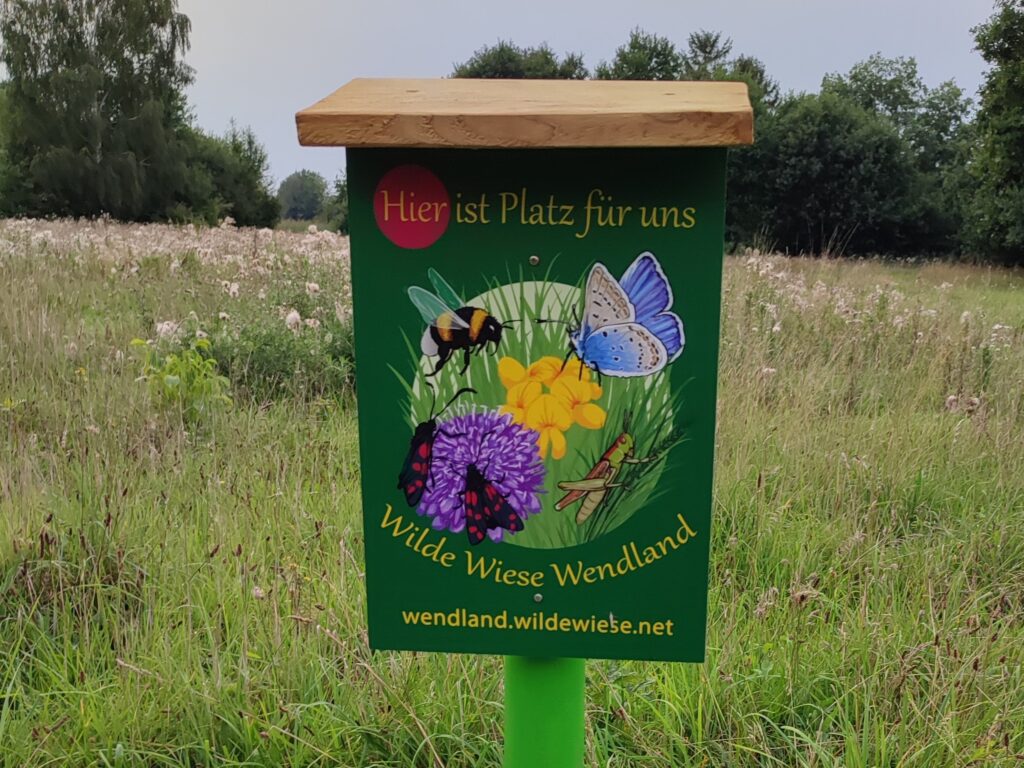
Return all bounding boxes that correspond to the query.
[497,357,533,388]
[155,320,180,340]
[418,410,544,541]
[307,224,318,235]
[549,377,605,431]
[945,394,959,412]
[218,312,230,321]
[304,317,321,329]
[499,355,607,459]
[526,394,573,459]
[306,281,320,296]
[228,282,240,298]
[252,586,266,600]
[285,309,302,332]
[503,379,542,424]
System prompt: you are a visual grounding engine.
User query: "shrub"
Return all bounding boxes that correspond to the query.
[206,315,355,402]
[131,336,232,424]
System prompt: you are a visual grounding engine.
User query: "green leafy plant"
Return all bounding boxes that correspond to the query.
[131,337,232,423]
[206,316,355,401]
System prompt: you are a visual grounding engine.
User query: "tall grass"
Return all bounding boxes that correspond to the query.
[2,221,1023,767]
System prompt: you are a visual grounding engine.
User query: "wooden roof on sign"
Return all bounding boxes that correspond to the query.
[295,78,753,149]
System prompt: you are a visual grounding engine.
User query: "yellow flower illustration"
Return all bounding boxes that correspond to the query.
[498,357,528,389]
[551,377,606,430]
[554,357,592,382]
[498,355,608,460]
[501,379,542,423]
[526,356,567,386]
[525,394,573,460]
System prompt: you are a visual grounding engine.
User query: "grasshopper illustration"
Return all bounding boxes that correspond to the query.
[554,414,656,524]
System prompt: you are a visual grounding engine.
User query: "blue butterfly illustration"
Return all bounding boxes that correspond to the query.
[569,252,685,378]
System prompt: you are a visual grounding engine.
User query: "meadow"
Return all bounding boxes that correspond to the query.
[1,217,1022,767]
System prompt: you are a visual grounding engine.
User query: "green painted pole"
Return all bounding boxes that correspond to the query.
[504,656,585,768]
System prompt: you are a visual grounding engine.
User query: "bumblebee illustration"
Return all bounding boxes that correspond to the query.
[408,269,505,376]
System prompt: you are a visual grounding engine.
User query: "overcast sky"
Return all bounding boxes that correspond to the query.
[177,0,997,186]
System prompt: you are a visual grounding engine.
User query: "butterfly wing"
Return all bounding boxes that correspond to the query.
[620,252,672,320]
[618,252,685,362]
[408,287,469,329]
[581,322,668,377]
[465,469,524,545]
[427,269,465,312]
[398,428,433,507]
[643,311,684,362]
[581,263,634,338]
[481,481,524,533]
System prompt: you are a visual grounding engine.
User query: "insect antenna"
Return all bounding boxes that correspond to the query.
[435,387,477,419]
[535,306,579,327]
[426,384,438,419]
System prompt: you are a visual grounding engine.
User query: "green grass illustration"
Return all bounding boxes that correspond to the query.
[396,264,678,549]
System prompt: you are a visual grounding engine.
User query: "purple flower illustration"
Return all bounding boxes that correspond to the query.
[419,410,545,541]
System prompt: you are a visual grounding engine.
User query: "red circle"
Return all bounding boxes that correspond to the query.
[373,165,451,249]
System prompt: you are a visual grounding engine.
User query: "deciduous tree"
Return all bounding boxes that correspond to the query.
[965,0,1024,263]
[278,170,327,221]
[453,41,587,79]
[594,29,682,81]
[1,0,193,218]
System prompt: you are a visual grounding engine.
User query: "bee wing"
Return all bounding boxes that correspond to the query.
[408,287,469,329]
[427,269,465,311]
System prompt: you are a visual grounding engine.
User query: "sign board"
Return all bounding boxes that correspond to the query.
[346,146,726,661]
[297,79,752,667]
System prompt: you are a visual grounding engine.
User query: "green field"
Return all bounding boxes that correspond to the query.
[2,219,1023,767]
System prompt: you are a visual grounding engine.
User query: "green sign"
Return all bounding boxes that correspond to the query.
[347,147,725,662]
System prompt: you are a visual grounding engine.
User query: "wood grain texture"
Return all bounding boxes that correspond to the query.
[296,78,753,148]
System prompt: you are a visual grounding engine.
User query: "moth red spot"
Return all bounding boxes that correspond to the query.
[509,513,516,520]
[418,443,430,458]
[412,462,424,472]
[413,479,423,488]
[466,491,478,505]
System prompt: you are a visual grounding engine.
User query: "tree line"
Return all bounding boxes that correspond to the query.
[451,3,1023,264]
[0,0,279,227]
[1,0,1020,262]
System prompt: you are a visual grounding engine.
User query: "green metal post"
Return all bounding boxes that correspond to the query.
[504,656,585,768]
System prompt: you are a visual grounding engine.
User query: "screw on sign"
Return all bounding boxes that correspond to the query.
[297,78,753,767]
